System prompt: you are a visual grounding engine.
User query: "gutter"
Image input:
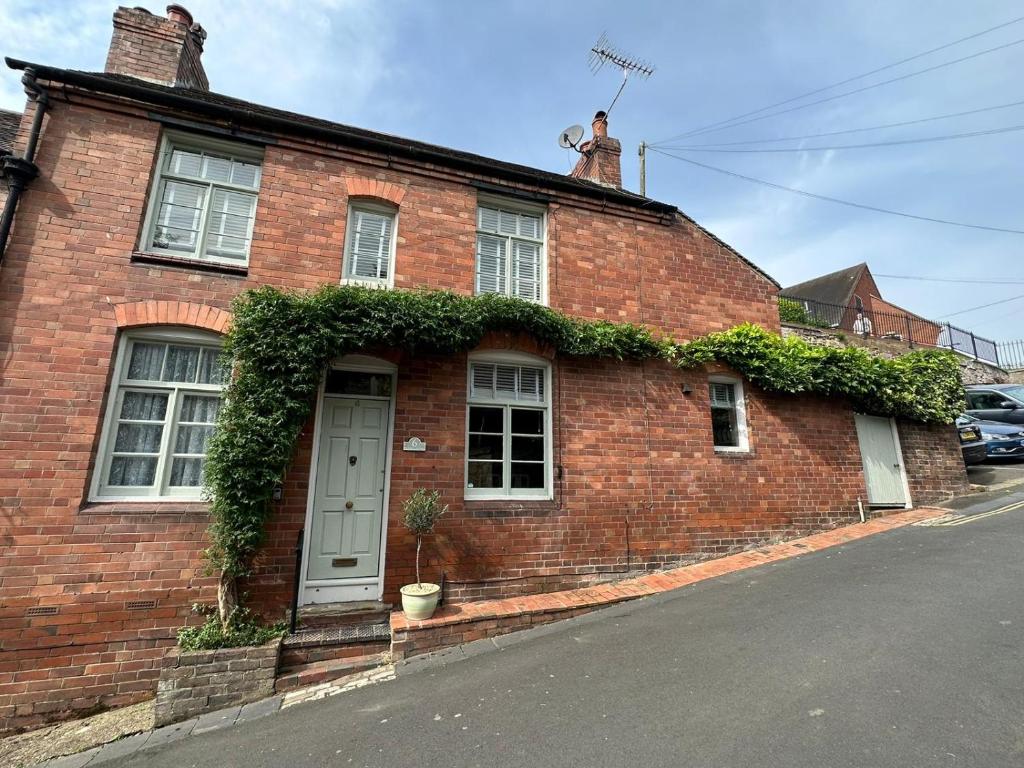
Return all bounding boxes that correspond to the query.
[0,67,48,262]
[4,58,678,219]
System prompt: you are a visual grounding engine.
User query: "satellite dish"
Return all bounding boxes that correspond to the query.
[559,124,585,150]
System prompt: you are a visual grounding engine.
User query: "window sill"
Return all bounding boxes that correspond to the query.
[132,251,249,277]
[341,278,392,289]
[713,447,753,456]
[80,500,211,515]
[464,497,560,518]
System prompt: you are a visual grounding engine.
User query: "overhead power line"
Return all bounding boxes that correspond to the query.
[652,35,1024,145]
[652,14,1024,144]
[659,122,1024,153]
[938,293,1024,319]
[671,99,1024,147]
[875,273,1024,285]
[648,147,1024,235]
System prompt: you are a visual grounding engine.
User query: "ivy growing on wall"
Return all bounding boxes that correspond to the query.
[202,285,963,621]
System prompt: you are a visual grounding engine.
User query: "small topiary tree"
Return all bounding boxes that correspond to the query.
[401,489,448,587]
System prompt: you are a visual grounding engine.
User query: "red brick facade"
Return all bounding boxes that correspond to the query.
[0,12,968,732]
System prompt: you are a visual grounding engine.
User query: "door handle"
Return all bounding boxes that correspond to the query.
[349,455,357,466]
[345,500,354,509]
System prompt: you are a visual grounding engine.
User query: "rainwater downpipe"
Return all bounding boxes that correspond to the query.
[0,67,48,264]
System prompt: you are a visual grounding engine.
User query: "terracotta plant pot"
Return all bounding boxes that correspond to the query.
[400,583,441,620]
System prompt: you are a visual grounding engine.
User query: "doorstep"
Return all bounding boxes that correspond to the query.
[390,506,947,659]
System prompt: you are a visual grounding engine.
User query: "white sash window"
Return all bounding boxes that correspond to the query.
[475,201,546,304]
[709,377,750,452]
[93,330,225,500]
[466,356,552,499]
[343,203,397,286]
[143,133,262,266]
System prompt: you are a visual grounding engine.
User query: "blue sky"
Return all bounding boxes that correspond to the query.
[1,0,1021,341]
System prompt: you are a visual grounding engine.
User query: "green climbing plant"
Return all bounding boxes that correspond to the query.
[202,286,964,624]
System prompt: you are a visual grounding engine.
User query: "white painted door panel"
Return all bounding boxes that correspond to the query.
[854,414,907,506]
[308,398,388,581]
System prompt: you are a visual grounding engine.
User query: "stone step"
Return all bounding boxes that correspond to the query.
[297,601,392,630]
[280,622,391,670]
[274,652,388,693]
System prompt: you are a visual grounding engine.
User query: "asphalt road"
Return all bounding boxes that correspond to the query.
[112,492,1024,768]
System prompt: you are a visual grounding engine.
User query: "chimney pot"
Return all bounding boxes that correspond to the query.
[166,4,193,27]
[592,111,608,139]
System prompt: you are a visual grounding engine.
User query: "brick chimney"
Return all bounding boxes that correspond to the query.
[105,5,209,91]
[570,111,622,188]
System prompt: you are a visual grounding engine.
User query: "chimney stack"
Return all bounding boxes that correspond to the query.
[104,5,209,91]
[570,111,622,189]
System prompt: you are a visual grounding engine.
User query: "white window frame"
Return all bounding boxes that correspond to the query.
[341,200,398,288]
[474,195,548,306]
[139,131,263,267]
[90,328,225,502]
[465,352,553,500]
[709,375,750,453]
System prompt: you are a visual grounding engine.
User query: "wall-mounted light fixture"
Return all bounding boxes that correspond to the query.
[680,383,693,395]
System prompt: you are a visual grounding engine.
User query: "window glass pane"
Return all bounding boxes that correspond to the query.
[202,154,232,183]
[467,461,502,489]
[471,364,495,399]
[179,394,221,423]
[325,370,392,397]
[511,435,544,461]
[468,406,503,433]
[119,391,168,421]
[498,210,517,235]
[205,189,255,259]
[511,408,543,434]
[468,434,503,460]
[174,424,215,454]
[169,457,205,487]
[108,456,158,486]
[711,407,738,447]
[198,349,224,385]
[163,346,201,383]
[478,206,500,232]
[510,462,544,488]
[476,234,507,295]
[517,367,544,401]
[126,343,166,381]
[512,241,541,301]
[230,160,261,189]
[153,180,206,253]
[114,423,164,453]
[348,210,393,280]
[169,149,202,178]
[518,214,541,239]
[709,382,735,407]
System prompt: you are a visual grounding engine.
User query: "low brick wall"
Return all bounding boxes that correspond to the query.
[154,639,281,726]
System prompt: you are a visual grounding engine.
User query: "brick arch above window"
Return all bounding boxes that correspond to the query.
[345,177,407,206]
[113,300,231,335]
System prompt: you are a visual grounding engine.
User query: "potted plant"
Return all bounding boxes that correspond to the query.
[399,488,448,620]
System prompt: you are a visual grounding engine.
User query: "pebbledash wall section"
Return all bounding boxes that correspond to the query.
[0,88,968,730]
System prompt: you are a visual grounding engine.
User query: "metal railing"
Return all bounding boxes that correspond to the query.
[998,340,1024,370]
[780,296,1001,366]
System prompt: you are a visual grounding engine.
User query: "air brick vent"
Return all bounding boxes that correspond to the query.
[126,600,157,611]
[26,605,59,617]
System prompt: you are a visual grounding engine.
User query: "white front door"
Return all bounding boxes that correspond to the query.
[304,395,389,602]
[854,414,909,507]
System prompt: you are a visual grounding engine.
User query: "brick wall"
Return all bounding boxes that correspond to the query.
[0,89,965,730]
[897,421,971,505]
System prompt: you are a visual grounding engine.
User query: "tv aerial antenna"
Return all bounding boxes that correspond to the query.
[588,32,655,120]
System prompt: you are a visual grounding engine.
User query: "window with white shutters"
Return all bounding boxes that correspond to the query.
[475,202,545,303]
[466,357,551,498]
[143,134,262,266]
[709,377,749,451]
[93,330,225,500]
[344,203,397,285]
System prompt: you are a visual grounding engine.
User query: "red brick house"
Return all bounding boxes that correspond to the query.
[0,6,968,731]
[781,262,943,346]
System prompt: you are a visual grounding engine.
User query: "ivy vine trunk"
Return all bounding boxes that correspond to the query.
[217,572,238,627]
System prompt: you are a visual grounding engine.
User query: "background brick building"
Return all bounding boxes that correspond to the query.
[0,5,968,732]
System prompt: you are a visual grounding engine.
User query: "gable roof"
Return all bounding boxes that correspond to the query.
[4,57,779,288]
[0,108,21,154]
[780,263,868,307]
